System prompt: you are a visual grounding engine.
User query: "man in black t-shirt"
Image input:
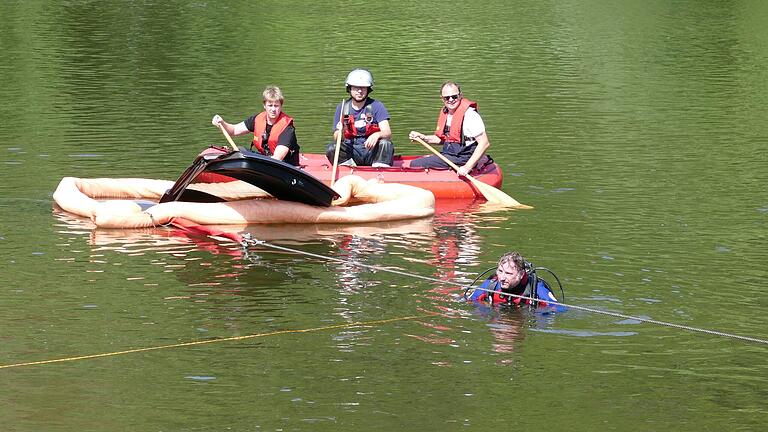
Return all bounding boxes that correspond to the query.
[212,86,300,166]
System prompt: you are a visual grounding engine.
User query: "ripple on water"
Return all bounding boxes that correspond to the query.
[184,376,216,382]
[532,329,637,337]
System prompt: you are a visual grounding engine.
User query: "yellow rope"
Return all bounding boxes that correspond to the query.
[0,315,425,370]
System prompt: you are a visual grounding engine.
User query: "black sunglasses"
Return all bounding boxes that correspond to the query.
[442,94,461,102]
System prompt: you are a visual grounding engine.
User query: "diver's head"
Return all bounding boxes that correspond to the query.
[496,251,526,289]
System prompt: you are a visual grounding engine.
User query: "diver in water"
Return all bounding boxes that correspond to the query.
[466,251,562,307]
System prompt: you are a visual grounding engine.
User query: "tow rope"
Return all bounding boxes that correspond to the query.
[213,227,765,346]
[0,315,427,370]
[4,220,764,370]
[133,218,768,346]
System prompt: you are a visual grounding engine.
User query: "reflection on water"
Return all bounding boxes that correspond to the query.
[404,302,570,370]
[486,312,528,359]
[52,199,516,338]
[52,204,480,304]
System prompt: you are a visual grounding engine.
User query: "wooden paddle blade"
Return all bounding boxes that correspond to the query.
[468,173,533,208]
[411,137,531,208]
[469,177,533,209]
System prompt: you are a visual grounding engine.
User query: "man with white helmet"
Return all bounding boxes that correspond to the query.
[326,69,394,167]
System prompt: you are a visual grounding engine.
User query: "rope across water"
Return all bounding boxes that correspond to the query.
[0,315,426,370]
[242,235,768,345]
[3,234,764,370]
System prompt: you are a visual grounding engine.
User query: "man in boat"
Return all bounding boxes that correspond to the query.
[325,69,394,167]
[211,86,300,166]
[408,81,492,177]
[467,251,559,307]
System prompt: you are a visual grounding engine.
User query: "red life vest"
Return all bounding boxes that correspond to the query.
[252,111,294,156]
[342,100,381,139]
[483,273,551,306]
[434,98,478,144]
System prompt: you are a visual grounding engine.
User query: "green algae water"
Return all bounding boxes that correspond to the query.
[1,1,766,430]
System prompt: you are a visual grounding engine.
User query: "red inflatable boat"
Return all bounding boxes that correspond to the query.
[194,147,503,200]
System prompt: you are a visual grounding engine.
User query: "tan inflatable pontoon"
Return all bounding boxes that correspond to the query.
[53,175,435,229]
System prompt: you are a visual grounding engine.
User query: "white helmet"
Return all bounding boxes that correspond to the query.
[345,68,374,91]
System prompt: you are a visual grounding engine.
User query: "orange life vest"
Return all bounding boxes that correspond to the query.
[434,98,478,144]
[252,111,294,156]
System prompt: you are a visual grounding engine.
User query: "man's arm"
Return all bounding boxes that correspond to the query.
[365,119,391,149]
[468,278,495,302]
[535,281,559,307]
[376,119,392,140]
[273,126,298,161]
[408,130,440,145]
[212,115,251,137]
[458,131,489,177]
[272,145,290,160]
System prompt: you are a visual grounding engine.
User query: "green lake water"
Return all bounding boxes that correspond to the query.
[1,1,766,430]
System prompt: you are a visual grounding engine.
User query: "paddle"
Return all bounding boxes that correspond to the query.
[217,123,239,151]
[330,99,345,188]
[412,137,532,209]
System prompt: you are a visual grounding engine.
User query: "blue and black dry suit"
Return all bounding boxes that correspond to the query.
[469,272,558,307]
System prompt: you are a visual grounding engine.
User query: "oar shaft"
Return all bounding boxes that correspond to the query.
[330,99,345,188]
[414,137,463,172]
[218,124,239,151]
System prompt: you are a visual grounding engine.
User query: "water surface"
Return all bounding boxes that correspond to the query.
[1,1,766,431]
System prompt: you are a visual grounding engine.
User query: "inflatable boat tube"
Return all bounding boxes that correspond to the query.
[52,175,435,229]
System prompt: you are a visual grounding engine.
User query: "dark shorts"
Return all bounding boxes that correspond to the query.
[326,137,394,166]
